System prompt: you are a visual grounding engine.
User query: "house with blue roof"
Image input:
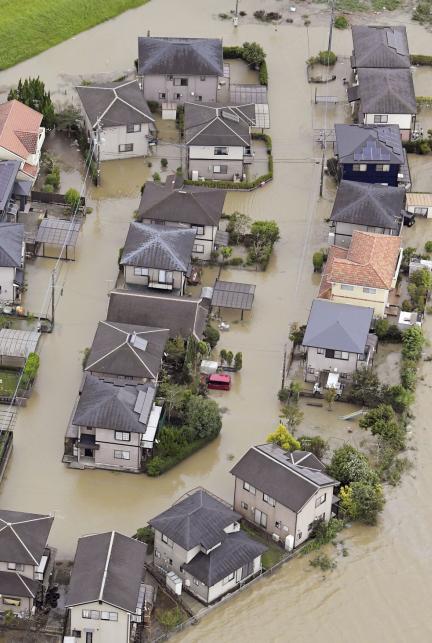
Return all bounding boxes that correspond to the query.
[302,299,377,384]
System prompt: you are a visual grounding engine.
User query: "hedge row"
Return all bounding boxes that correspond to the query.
[411,54,432,65]
[222,45,268,86]
[145,436,215,476]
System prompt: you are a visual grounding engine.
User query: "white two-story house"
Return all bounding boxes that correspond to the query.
[137,36,223,104]
[231,444,339,548]
[137,175,226,260]
[0,100,45,183]
[149,488,266,604]
[184,103,255,181]
[120,222,196,295]
[302,299,376,384]
[76,80,155,161]
[65,531,147,643]
[0,222,25,303]
[0,509,54,616]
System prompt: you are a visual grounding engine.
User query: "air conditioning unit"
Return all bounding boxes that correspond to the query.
[272,533,280,542]
[184,579,191,587]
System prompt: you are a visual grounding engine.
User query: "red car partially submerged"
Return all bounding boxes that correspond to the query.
[207,373,231,391]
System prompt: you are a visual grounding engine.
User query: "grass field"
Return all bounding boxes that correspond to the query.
[0,0,150,70]
[0,370,20,396]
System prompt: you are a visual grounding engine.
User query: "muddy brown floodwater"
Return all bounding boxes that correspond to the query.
[1,1,432,641]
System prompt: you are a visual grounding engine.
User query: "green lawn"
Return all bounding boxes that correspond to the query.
[241,523,286,570]
[0,370,20,397]
[0,0,150,70]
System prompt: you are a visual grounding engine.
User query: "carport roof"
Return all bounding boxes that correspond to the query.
[36,219,81,247]
[211,280,255,310]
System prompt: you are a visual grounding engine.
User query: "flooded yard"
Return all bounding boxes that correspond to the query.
[0,1,432,642]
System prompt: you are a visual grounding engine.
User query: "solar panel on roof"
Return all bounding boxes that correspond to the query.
[139,391,153,424]
[134,390,147,414]
[221,110,240,123]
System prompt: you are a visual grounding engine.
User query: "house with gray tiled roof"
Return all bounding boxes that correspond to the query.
[149,488,266,604]
[184,102,255,181]
[120,222,196,295]
[0,509,54,616]
[76,80,155,161]
[302,299,376,384]
[137,36,223,104]
[231,444,339,548]
[65,531,147,643]
[0,222,25,303]
[63,374,162,472]
[351,26,410,70]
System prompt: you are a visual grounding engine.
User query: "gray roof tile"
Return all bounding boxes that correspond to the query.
[0,223,23,267]
[66,531,147,612]
[351,26,410,69]
[230,445,337,513]
[121,222,195,272]
[356,68,417,115]
[85,320,169,380]
[334,124,403,164]
[0,510,53,566]
[184,103,251,147]
[330,180,404,230]
[0,571,40,598]
[149,489,240,551]
[138,37,223,76]
[0,160,20,211]
[76,80,154,128]
[302,299,373,353]
[107,290,208,340]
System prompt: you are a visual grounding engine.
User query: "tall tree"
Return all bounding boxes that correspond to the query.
[8,77,56,129]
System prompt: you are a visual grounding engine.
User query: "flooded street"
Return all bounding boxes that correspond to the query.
[1,1,432,641]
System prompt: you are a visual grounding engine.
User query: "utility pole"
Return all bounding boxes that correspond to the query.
[95,121,102,186]
[51,270,55,329]
[319,0,335,197]
[233,0,239,26]
[281,344,287,390]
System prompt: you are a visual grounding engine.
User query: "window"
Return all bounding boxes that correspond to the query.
[414,207,428,215]
[376,164,390,172]
[317,348,325,355]
[82,610,100,619]
[325,349,335,358]
[86,634,93,643]
[374,114,388,123]
[334,350,349,360]
[101,611,118,621]
[263,493,276,507]
[193,243,205,254]
[243,481,256,495]
[307,367,315,374]
[114,450,130,460]
[200,76,206,81]
[352,163,367,172]
[317,512,325,521]
[254,508,267,528]
[115,431,130,441]
[214,146,228,155]
[192,225,205,236]
[72,631,82,639]
[161,533,174,547]
[315,493,327,507]
[126,123,141,133]
[197,95,203,102]
[241,501,248,510]
[174,78,188,86]
[3,597,21,606]
[159,92,166,100]
[174,93,182,100]
[308,522,315,532]
[158,270,173,284]
[119,143,133,153]
[275,521,282,529]
[297,531,302,540]
[166,75,173,81]
[7,563,24,571]
[363,287,377,294]
[213,165,221,174]
[222,572,235,585]
[340,284,354,291]
[134,267,149,276]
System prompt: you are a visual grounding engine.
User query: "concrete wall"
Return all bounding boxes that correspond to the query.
[305,346,360,382]
[141,218,217,260]
[68,600,131,643]
[330,282,388,317]
[124,265,184,291]
[140,74,219,104]
[233,477,335,547]
[187,156,244,180]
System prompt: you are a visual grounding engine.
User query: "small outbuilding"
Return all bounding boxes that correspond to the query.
[35,219,81,260]
[0,329,39,368]
[405,193,432,218]
[211,280,256,319]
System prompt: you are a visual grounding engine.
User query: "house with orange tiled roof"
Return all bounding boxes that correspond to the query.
[319,230,402,317]
[0,100,45,184]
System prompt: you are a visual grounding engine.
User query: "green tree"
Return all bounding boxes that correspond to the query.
[8,77,56,129]
[280,404,304,429]
[220,348,227,363]
[186,396,222,439]
[164,336,186,370]
[234,352,243,371]
[324,387,337,410]
[360,404,406,450]
[334,15,349,28]
[55,102,82,132]
[298,435,328,460]
[328,444,378,486]
[266,423,301,451]
[318,50,337,66]
[402,326,425,361]
[133,526,154,550]
[250,220,280,245]
[242,41,266,66]
[289,323,306,346]
[226,350,234,367]
[226,211,252,244]
[349,368,383,407]
[220,246,233,265]
[157,426,188,457]
[159,383,185,422]
[381,384,414,415]
[203,325,220,349]
[21,353,40,388]
[425,240,432,253]
[340,481,384,525]
[64,188,81,212]
[289,380,302,402]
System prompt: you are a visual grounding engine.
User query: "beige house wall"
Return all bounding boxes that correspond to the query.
[305,346,360,383]
[140,74,219,104]
[68,600,131,643]
[330,282,388,317]
[124,265,184,291]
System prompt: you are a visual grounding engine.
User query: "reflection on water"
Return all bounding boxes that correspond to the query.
[0,2,432,642]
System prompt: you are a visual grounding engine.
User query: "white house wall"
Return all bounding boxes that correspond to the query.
[98,125,150,161]
[189,146,244,161]
[140,74,219,104]
[68,600,131,643]
[0,267,17,302]
[305,346,360,382]
[363,113,414,140]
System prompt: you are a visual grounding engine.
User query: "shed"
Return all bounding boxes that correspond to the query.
[35,219,81,260]
[405,193,432,218]
[0,329,39,368]
[162,102,177,120]
[211,280,255,319]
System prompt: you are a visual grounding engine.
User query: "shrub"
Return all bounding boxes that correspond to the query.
[242,41,266,66]
[402,326,425,361]
[298,435,328,460]
[400,360,417,391]
[360,404,406,450]
[43,184,54,193]
[226,350,234,366]
[425,241,432,253]
[374,319,402,342]
[278,388,290,402]
[146,436,214,476]
[328,444,379,486]
[334,14,349,28]
[152,172,161,182]
[186,396,222,439]
[266,424,301,451]
[259,60,268,86]
[289,323,306,346]
[156,607,184,630]
[411,54,432,65]
[340,481,384,525]
[349,368,383,407]
[234,352,243,371]
[133,526,154,549]
[318,50,337,66]
[21,353,40,388]
[203,325,220,349]
[310,553,337,571]
[229,257,243,266]
[301,518,344,554]
[160,158,168,168]
[313,251,325,272]
[64,187,80,211]
[45,170,60,190]
[382,384,414,414]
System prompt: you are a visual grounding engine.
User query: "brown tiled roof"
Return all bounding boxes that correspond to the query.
[0,100,42,161]
[319,231,401,293]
